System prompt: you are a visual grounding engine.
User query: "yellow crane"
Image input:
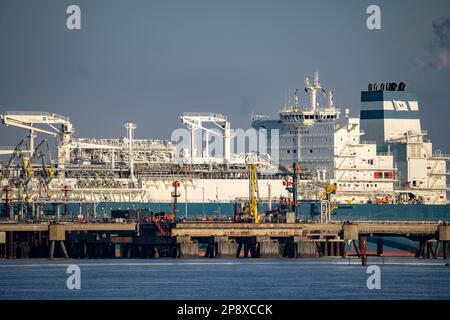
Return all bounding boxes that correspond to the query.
[320,184,337,200]
[248,163,260,223]
[320,183,338,213]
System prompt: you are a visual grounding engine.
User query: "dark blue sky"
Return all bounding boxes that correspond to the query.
[0,0,449,152]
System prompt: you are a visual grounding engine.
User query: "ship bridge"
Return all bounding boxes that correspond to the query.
[280,107,341,127]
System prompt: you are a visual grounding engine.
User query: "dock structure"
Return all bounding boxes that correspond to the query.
[0,221,449,259]
[172,221,450,259]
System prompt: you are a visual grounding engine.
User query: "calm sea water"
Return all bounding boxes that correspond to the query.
[0,258,449,300]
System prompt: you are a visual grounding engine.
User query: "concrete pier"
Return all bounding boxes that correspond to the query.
[178,242,199,258]
[216,237,238,258]
[0,221,448,259]
[296,240,316,257]
[257,237,280,258]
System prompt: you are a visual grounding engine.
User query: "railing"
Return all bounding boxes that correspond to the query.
[251,114,270,122]
[432,153,450,159]
[154,219,171,237]
[280,108,341,116]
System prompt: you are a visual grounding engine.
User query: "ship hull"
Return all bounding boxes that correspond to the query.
[6,201,448,221]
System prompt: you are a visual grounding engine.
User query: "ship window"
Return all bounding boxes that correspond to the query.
[412,180,417,187]
[310,149,313,153]
[287,150,290,154]
[293,150,297,154]
[368,159,374,165]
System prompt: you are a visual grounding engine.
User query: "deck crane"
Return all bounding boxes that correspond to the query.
[4,139,27,179]
[180,113,231,163]
[0,112,74,170]
[245,154,261,223]
[28,139,55,192]
[319,183,337,201]
[8,139,54,197]
[0,147,15,156]
[2,138,34,200]
[248,163,260,223]
[316,182,337,223]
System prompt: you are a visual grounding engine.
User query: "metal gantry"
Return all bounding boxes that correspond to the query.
[180,113,231,163]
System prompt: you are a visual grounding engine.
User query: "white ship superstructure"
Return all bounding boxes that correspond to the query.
[360,86,449,204]
[0,112,289,206]
[252,73,448,204]
[0,73,448,208]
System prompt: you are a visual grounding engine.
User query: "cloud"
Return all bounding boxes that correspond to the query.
[418,17,450,70]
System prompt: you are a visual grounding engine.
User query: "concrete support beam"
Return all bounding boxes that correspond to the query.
[179,242,199,258]
[216,240,238,258]
[49,241,55,259]
[60,241,69,259]
[377,238,383,256]
[48,240,69,259]
[296,240,317,257]
[258,239,279,258]
[340,241,347,258]
[176,235,192,243]
[438,225,450,241]
[49,225,66,241]
[343,223,358,241]
[0,243,6,258]
[214,236,229,243]
[176,235,198,258]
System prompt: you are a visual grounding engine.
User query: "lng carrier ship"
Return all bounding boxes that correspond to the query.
[0,73,449,221]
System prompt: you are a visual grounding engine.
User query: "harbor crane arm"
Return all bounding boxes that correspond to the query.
[1,112,71,135]
[180,119,221,136]
[0,147,16,155]
[1,112,73,156]
[180,113,231,162]
[1,118,57,136]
